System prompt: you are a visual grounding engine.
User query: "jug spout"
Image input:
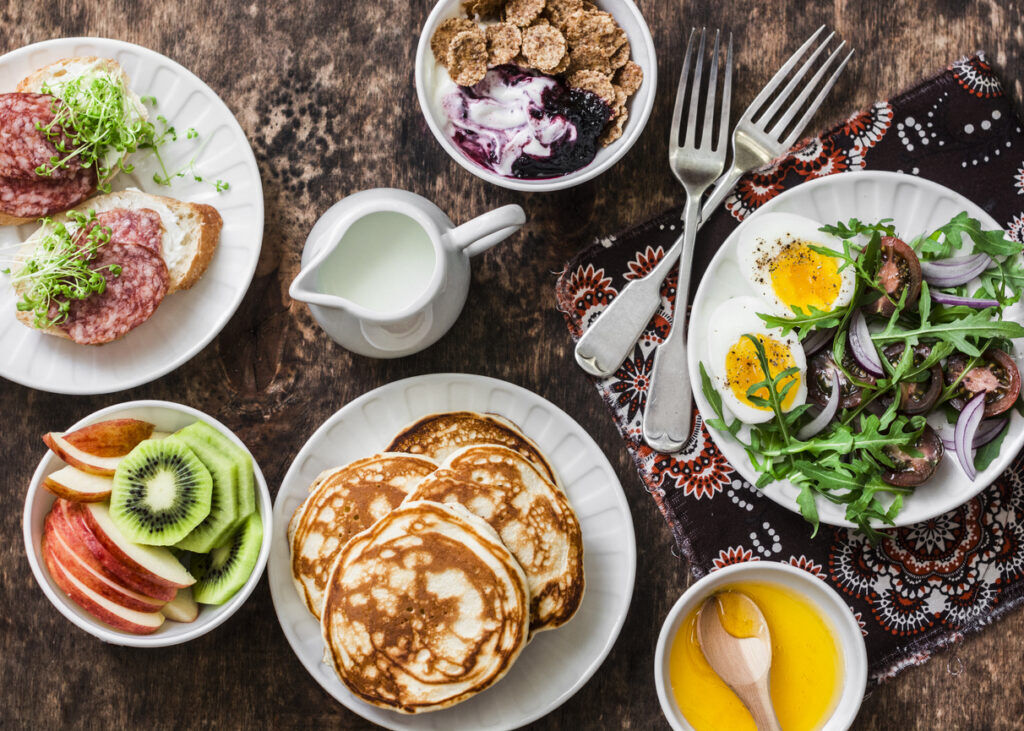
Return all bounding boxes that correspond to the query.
[289,260,349,310]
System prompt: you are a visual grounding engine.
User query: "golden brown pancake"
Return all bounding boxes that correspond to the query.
[385,411,558,485]
[288,453,437,618]
[321,500,530,714]
[405,444,584,635]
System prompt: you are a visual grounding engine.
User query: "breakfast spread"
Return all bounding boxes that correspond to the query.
[699,211,1024,538]
[288,410,584,713]
[668,582,841,731]
[39,416,262,634]
[428,0,643,178]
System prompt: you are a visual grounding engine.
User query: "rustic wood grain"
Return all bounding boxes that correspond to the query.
[1,0,1023,728]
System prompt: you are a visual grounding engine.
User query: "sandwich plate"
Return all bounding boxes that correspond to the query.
[268,373,637,730]
[0,37,263,394]
[688,170,1024,528]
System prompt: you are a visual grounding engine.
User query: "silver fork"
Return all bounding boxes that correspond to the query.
[574,26,853,381]
[641,28,731,453]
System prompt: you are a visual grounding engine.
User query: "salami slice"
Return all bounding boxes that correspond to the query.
[53,209,169,345]
[0,93,83,181]
[0,166,95,220]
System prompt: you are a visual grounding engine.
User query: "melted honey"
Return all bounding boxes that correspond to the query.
[725,335,801,412]
[769,242,841,312]
[669,582,841,731]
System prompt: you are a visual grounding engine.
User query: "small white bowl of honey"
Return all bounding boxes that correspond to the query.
[654,561,867,731]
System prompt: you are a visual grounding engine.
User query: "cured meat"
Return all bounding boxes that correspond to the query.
[0,167,95,220]
[0,93,83,181]
[54,209,169,345]
[95,209,164,256]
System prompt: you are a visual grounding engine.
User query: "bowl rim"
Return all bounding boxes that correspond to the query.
[22,399,273,648]
[653,561,868,731]
[413,0,658,192]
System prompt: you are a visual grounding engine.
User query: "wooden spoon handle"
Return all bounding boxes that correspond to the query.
[733,680,782,731]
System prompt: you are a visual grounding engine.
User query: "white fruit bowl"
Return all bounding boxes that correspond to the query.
[22,400,273,647]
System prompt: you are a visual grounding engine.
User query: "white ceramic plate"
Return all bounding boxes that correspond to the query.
[268,373,637,730]
[0,37,264,394]
[23,400,273,647]
[689,171,1024,528]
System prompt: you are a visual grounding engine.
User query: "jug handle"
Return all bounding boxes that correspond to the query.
[449,204,526,258]
[360,309,435,353]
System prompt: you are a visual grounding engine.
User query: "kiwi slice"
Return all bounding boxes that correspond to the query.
[177,421,256,528]
[173,430,240,553]
[192,512,263,605]
[110,438,213,546]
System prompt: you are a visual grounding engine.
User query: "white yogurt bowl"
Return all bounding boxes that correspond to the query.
[415,0,657,191]
[654,562,868,730]
[23,400,272,647]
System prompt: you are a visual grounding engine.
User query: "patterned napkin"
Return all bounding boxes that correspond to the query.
[555,54,1024,683]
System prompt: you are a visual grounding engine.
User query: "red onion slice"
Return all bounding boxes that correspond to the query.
[929,290,1000,309]
[921,254,992,287]
[848,310,884,377]
[802,327,835,356]
[954,392,987,480]
[941,417,1008,451]
[797,369,840,440]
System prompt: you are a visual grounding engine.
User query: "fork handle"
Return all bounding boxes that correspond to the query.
[641,196,702,452]
[574,238,680,377]
[701,165,744,221]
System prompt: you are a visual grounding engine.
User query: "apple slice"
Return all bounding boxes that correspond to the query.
[162,587,199,623]
[43,466,113,502]
[43,433,122,476]
[42,541,165,635]
[51,500,177,601]
[63,418,154,458]
[75,502,195,588]
[44,514,166,613]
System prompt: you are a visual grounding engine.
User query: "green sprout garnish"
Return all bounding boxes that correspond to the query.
[2,211,117,328]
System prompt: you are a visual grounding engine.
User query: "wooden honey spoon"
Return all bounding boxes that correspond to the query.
[696,591,782,731]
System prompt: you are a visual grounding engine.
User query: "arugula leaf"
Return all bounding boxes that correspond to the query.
[870,306,1024,356]
[819,218,896,240]
[974,423,1009,472]
[795,482,820,537]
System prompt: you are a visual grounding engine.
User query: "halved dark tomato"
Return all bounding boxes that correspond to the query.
[864,236,923,317]
[945,348,1021,417]
[882,424,944,487]
[807,350,876,409]
[880,343,942,415]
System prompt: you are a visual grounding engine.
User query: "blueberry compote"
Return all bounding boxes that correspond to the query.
[442,65,611,180]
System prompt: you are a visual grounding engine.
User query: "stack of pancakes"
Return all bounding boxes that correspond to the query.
[288,411,585,714]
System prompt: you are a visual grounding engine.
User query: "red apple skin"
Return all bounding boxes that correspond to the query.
[42,539,164,635]
[43,467,112,503]
[42,433,118,476]
[52,500,177,601]
[44,511,165,613]
[63,419,155,458]
[70,501,192,590]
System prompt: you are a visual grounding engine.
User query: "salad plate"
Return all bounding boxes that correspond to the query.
[0,37,263,394]
[267,373,636,730]
[689,170,1024,529]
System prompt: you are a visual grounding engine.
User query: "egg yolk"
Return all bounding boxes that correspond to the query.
[725,335,800,411]
[669,582,842,731]
[769,242,841,312]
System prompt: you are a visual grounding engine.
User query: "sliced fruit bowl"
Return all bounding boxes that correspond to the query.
[23,400,272,647]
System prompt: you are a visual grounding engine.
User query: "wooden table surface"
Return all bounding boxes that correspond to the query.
[2,1,1023,728]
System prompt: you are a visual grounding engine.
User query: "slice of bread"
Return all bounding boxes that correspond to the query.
[13,190,222,341]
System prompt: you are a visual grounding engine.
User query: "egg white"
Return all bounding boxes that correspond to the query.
[736,212,855,316]
[706,296,808,425]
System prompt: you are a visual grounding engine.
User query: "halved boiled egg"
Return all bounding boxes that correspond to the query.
[736,212,855,315]
[707,296,807,424]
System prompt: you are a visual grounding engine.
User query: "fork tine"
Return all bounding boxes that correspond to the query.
[670,28,698,153]
[740,25,826,122]
[768,41,847,139]
[684,28,706,149]
[700,29,720,149]
[717,33,733,152]
[780,48,854,148]
[752,31,836,127]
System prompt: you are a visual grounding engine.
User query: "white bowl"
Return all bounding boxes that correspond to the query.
[654,562,867,731]
[414,0,657,192]
[22,400,273,647]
